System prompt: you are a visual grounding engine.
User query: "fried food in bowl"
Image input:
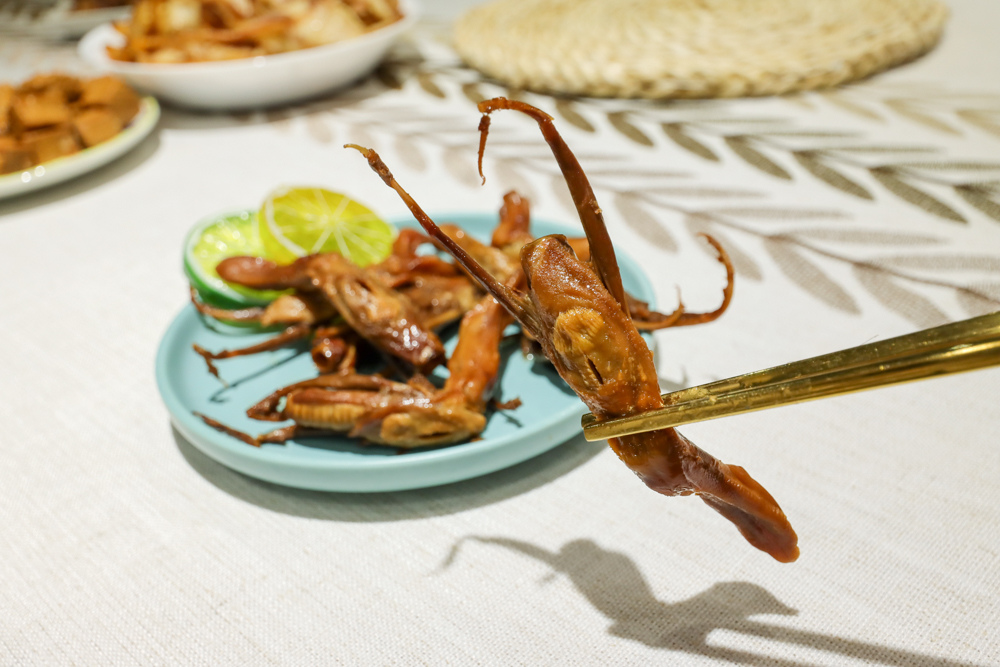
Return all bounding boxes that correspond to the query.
[107,0,403,63]
[78,0,416,110]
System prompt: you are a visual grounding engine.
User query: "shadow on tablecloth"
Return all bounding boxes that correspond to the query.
[440,536,986,667]
[173,426,605,520]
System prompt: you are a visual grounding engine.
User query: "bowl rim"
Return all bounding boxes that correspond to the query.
[79,0,418,75]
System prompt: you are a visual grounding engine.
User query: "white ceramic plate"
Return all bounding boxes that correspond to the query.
[77,0,418,111]
[0,96,159,201]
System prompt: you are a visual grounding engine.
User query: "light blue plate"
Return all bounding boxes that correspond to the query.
[156,213,656,492]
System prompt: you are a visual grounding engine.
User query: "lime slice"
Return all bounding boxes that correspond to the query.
[259,187,394,266]
[184,209,289,307]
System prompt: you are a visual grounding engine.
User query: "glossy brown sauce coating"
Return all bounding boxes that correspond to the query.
[514,236,794,560]
[199,196,524,449]
[519,245,797,560]
[211,251,448,375]
[492,99,799,562]
[493,191,534,255]
[353,99,799,561]
[478,99,629,316]
[304,253,446,374]
[567,235,735,330]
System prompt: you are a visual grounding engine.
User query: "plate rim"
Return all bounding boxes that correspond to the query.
[156,212,657,491]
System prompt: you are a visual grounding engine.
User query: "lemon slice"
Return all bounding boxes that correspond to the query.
[259,187,394,266]
[184,210,289,307]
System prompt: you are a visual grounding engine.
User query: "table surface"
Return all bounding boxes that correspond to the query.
[2,1,1000,665]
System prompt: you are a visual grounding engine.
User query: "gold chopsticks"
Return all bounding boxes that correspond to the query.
[581,311,1000,441]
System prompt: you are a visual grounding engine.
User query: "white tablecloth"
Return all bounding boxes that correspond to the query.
[2,1,999,664]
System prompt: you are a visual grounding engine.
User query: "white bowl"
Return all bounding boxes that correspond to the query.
[78,0,417,111]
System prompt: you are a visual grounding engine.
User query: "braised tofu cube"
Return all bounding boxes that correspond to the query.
[72,108,123,147]
[11,94,72,130]
[79,76,140,125]
[0,84,14,134]
[19,73,82,100]
[0,137,34,174]
[19,125,81,163]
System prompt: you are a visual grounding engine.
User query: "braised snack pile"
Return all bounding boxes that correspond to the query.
[192,211,539,447]
[108,0,402,63]
[0,74,140,175]
[193,204,732,448]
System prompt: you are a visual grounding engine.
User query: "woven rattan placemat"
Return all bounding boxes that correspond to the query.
[453,0,949,99]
